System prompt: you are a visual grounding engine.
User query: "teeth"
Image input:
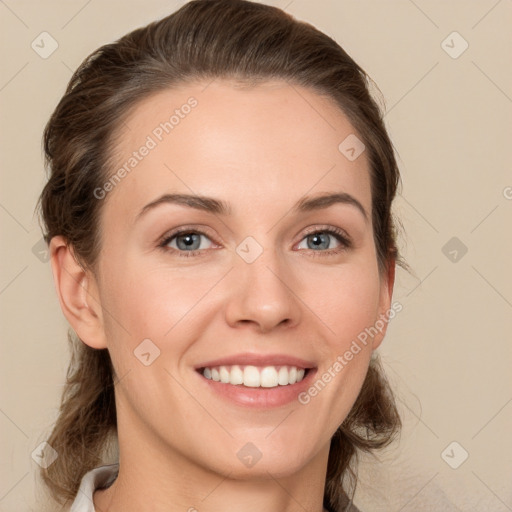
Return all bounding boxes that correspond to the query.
[244,366,260,387]
[230,365,244,385]
[201,365,308,388]
[219,366,230,383]
[278,366,289,385]
[260,367,278,388]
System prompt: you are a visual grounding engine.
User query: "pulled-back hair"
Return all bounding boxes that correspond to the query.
[37,1,404,510]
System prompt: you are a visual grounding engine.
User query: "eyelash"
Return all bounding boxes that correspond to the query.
[157,226,352,258]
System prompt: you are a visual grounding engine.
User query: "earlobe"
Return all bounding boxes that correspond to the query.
[49,235,108,349]
[372,258,396,351]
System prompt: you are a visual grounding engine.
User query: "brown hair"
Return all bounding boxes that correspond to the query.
[37,0,404,510]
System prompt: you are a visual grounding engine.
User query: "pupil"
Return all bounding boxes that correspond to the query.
[310,233,329,250]
[178,233,199,250]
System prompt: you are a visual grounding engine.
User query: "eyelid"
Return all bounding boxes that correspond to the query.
[299,224,351,243]
[294,225,352,255]
[157,224,218,246]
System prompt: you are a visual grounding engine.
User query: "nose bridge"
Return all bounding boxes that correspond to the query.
[224,236,302,332]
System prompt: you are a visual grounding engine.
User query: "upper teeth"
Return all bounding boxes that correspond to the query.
[202,365,306,388]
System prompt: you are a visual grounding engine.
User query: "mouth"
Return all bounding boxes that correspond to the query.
[195,364,317,408]
[196,364,312,388]
[193,353,318,407]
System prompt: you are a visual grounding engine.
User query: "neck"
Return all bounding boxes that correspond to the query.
[93,401,331,512]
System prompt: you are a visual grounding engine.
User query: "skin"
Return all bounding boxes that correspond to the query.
[50,79,395,512]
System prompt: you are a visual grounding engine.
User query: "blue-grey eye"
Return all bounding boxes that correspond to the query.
[297,231,342,251]
[166,232,213,251]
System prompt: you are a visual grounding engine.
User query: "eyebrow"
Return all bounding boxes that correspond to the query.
[136,191,369,223]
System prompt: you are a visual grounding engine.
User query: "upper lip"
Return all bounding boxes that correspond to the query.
[194,353,317,370]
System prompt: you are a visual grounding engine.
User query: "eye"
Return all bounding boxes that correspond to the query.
[158,225,352,258]
[296,227,351,256]
[158,228,216,258]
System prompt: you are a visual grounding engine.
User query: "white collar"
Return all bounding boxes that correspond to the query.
[70,463,119,512]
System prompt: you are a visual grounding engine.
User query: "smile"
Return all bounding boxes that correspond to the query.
[199,365,308,388]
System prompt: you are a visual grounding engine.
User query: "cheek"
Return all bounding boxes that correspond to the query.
[302,259,381,346]
[296,266,380,423]
[99,261,217,358]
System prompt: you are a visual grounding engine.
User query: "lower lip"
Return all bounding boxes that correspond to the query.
[195,368,317,408]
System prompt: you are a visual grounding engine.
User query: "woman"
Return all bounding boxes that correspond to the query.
[37,0,404,510]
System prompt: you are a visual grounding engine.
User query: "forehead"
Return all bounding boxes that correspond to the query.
[104,79,371,223]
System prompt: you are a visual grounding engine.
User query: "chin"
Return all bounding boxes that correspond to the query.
[202,443,316,481]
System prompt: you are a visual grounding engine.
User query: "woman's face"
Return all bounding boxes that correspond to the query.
[87,79,394,478]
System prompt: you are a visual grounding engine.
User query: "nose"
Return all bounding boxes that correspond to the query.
[224,245,302,334]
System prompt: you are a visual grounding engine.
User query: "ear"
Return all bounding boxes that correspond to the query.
[371,257,396,350]
[49,235,107,349]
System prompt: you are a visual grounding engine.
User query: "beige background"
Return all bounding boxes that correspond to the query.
[1,0,511,511]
